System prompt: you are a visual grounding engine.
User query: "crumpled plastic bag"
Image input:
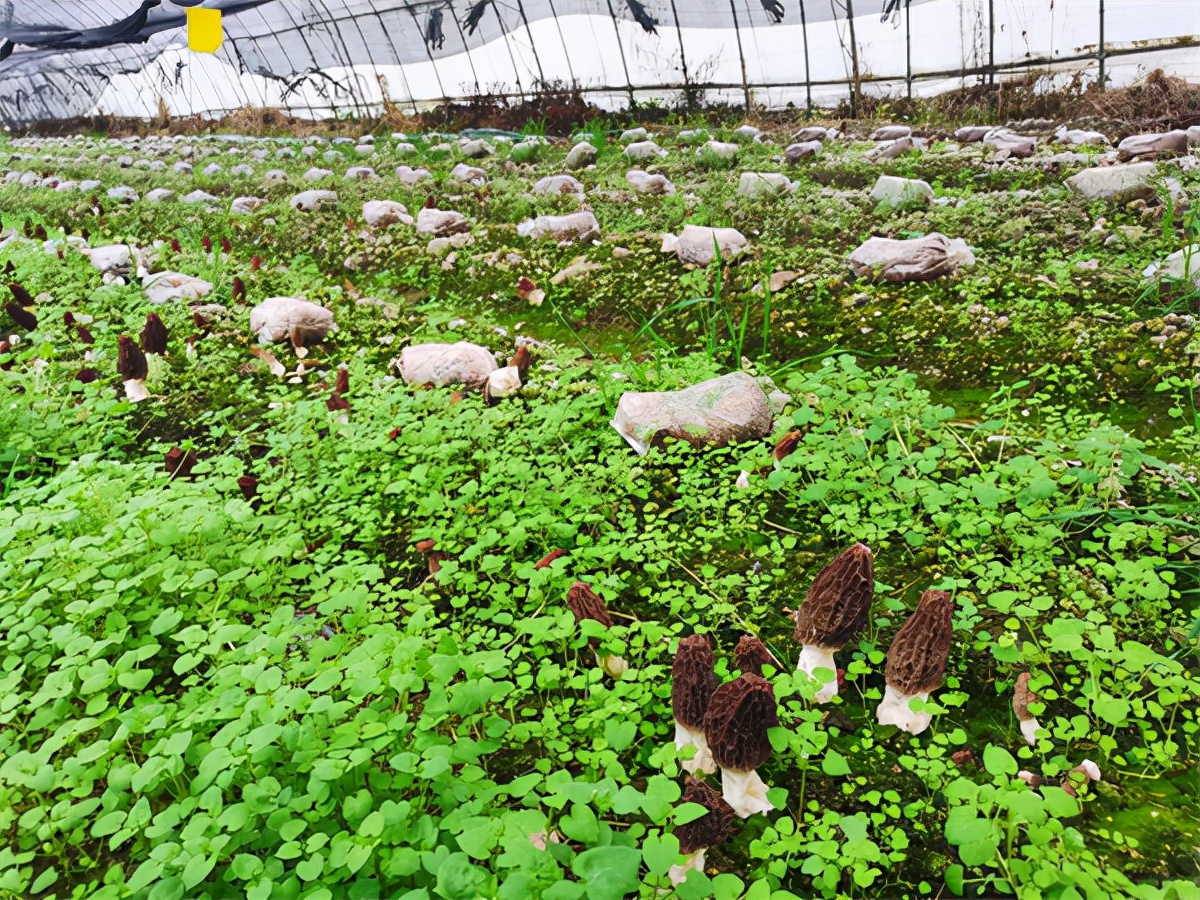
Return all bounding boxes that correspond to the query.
[611,371,789,455]
[397,341,498,388]
[849,233,975,283]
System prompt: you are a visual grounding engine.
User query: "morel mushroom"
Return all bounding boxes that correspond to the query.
[1012,672,1042,746]
[565,581,628,679]
[876,589,954,735]
[671,635,717,774]
[5,300,36,332]
[669,777,738,886]
[117,335,150,402]
[703,673,778,817]
[734,635,778,676]
[792,543,874,702]
[772,429,802,466]
[141,313,168,354]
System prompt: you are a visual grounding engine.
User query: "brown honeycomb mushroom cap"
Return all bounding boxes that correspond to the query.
[884,590,954,696]
[773,429,802,462]
[734,635,776,676]
[672,634,717,729]
[1013,672,1039,721]
[140,313,168,355]
[703,673,778,772]
[566,581,613,629]
[674,776,738,855]
[117,335,148,381]
[793,543,874,649]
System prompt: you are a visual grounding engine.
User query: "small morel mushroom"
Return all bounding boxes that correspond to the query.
[876,590,954,735]
[201,236,212,254]
[0,340,10,370]
[704,673,778,817]
[170,238,182,253]
[565,581,628,679]
[3,260,14,275]
[335,365,350,395]
[387,426,402,440]
[8,282,34,307]
[669,777,738,886]
[232,276,247,304]
[33,224,47,241]
[220,236,232,255]
[734,635,779,676]
[76,324,94,344]
[5,300,37,332]
[326,392,350,412]
[534,548,567,569]
[75,367,99,384]
[251,255,263,271]
[117,335,150,402]
[191,310,210,331]
[671,634,718,774]
[773,429,802,466]
[792,543,874,702]
[62,311,76,327]
[165,446,198,479]
[1012,672,1042,746]
[140,313,168,354]
[237,474,258,500]
[509,344,533,378]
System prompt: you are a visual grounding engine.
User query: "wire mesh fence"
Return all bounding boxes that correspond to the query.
[0,1,1197,127]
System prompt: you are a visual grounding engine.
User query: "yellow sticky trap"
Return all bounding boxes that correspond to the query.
[187,8,223,54]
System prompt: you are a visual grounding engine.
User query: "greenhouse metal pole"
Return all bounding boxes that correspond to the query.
[798,0,812,115]
[1098,0,1106,89]
[602,0,636,107]
[845,0,860,117]
[988,0,994,86]
[727,0,752,110]
[667,0,691,108]
[905,0,911,100]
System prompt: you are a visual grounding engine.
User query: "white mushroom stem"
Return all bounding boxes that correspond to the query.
[718,767,774,818]
[594,651,628,679]
[1074,759,1101,782]
[486,365,522,398]
[876,684,933,735]
[673,721,716,775]
[123,378,150,402]
[668,850,705,887]
[796,644,839,703]
[735,470,750,489]
[1019,717,1041,746]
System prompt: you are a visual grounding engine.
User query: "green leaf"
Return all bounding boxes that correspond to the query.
[640,832,679,876]
[713,874,745,900]
[359,811,384,839]
[957,837,999,868]
[181,853,216,890]
[230,855,263,881]
[822,750,851,777]
[945,807,992,846]
[982,744,1017,777]
[572,846,642,900]
[150,608,184,636]
[945,864,964,896]
[434,852,489,900]
[296,854,324,881]
[604,720,637,752]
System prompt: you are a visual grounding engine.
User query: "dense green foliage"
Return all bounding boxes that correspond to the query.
[0,122,1198,900]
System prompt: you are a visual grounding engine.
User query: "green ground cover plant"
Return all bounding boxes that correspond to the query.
[0,120,1197,900]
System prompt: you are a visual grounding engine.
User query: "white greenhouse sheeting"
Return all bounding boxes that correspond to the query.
[0,0,1198,125]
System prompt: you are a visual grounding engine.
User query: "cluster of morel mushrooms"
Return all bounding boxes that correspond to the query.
[566,543,1099,883]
